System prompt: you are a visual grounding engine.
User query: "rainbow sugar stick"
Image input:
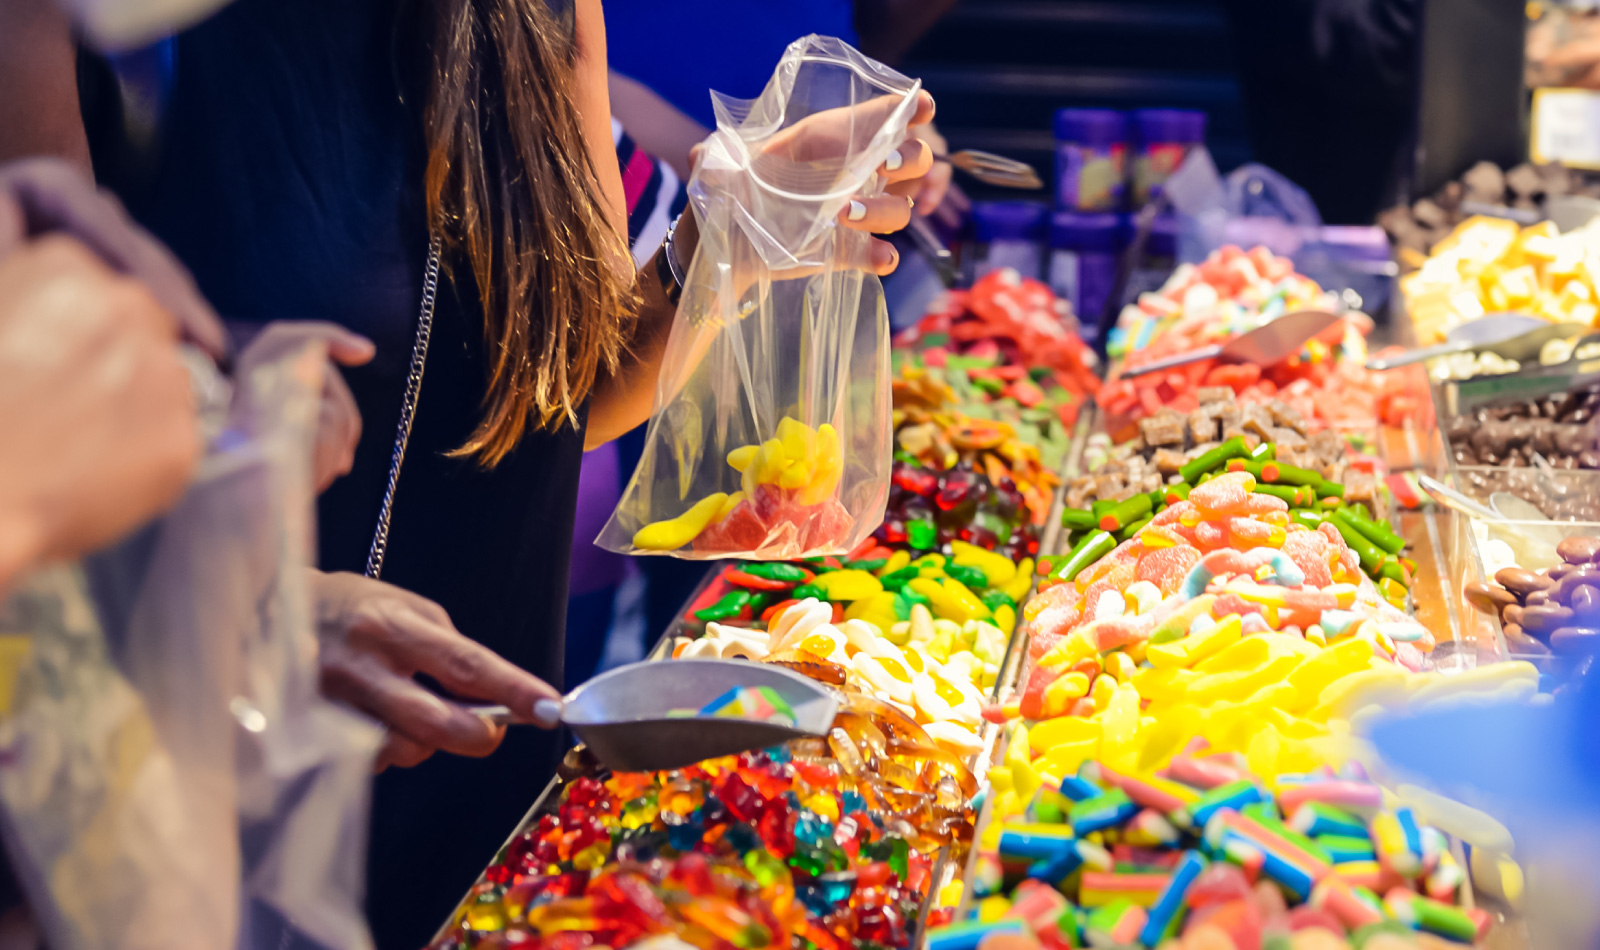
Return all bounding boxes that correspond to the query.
[1316,834,1376,865]
[1370,809,1423,878]
[1083,899,1147,948]
[1081,762,1200,815]
[1277,780,1383,817]
[925,919,1026,950]
[1425,849,1464,903]
[1000,822,1079,862]
[1161,754,1244,790]
[1185,780,1268,828]
[1060,773,1102,803]
[1289,801,1368,839]
[1004,880,1070,937]
[1205,811,1332,883]
[1125,809,1182,848]
[1028,786,1075,824]
[1139,850,1206,947]
[1078,871,1171,908]
[1071,788,1139,836]
[1310,877,1384,930]
[1331,860,1384,891]
[1384,888,1479,943]
[1028,847,1084,888]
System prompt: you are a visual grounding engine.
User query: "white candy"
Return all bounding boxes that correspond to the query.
[767,598,834,653]
[1094,589,1126,621]
[1124,580,1162,615]
[921,721,984,757]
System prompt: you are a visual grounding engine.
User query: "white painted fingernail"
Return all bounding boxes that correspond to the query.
[533,698,564,728]
[885,149,904,172]
[908,196,917,211]
[848,200,867,222]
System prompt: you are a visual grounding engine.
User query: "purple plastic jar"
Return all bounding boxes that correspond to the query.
[1047,211,1121,341]
[970,201,1049,282]
[1054,108,1128,212]
[1131,109,1206,206]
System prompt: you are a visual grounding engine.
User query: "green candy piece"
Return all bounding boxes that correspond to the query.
[739,561,810,583]
[1061,507,1097,531]
[1180,435,1249,484]
[1098,493,1152,532]
[847,558,889,572]
[1114,516,1152,542]
[791,583,826,601]
[945,563,989,590]
[1058,530,1116,582]
[907,519,937,550]
[1249,441,1276,461]
[980,588,1015,612]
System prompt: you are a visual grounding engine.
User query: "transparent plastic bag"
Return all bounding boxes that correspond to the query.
[0,338,380,950]
[598,35,917,559]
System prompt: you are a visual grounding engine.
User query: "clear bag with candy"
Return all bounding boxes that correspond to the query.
[599,35,917,559]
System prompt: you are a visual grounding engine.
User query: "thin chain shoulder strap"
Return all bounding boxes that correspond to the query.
[365,235,443,579]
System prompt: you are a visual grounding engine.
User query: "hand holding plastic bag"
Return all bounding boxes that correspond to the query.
[599,36,924,559]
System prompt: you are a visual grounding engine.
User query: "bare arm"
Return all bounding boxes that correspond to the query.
[855,0,962,66]
[607,70,708,181]
[0,0,90,169]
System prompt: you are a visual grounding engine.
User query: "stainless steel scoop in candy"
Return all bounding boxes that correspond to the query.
[467,659,840,773]
[1118,310,1342,378]
[936,150,1043,190]
[1365,314,1585,371]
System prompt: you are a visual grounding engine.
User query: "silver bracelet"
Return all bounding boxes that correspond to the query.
[663,214,688,288]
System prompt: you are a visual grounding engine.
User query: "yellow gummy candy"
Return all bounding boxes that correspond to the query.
[811,569,883,601]
[631,492,729,550]
[1284,638,1371,711]
[993,603,1016,636]
[715,491,745,520]
[726,445,759,472]
[875,550,911,577]
[1003,558,1034,603]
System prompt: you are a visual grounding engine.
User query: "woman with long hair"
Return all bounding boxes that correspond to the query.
[0,0,934,943]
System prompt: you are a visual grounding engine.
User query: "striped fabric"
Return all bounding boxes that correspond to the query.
[612,118,689,267]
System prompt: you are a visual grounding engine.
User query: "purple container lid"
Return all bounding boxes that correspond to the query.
[1050,211,1121,252]
[973,201,1049,243]
[1318,225,1393,263]
[1119,213,1179,258]
[1053,108,1128,147]
[1133,109,1207,145]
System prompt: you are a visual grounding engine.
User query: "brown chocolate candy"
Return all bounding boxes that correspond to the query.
[1557,535,1600,565]
[1527,590,1552,607]
[1502,604,1525,628]
[1495,567,1551,597]
[1550,626,1600,655]
[1503,622,1526,640]
[1464,582,1501,614]
[1503,627,1552,657]
[1554,565,1600,603]
[1521,603,1575,633]
[1573,585,1600,626]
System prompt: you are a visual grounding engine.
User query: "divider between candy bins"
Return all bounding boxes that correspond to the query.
[431,258,1540,950]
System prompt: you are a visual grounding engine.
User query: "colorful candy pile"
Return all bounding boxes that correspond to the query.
[1100,247,1428,439]
[1009,464,1437,770]
[432,694,977,950]
[929,754,1490,950]
[1109,246,1333,360]
[676,540,1033,758]
[1067,396,1385,525]
[1057,444,1410,598]
[906,268,1102,396]
[1402,216,1600,349]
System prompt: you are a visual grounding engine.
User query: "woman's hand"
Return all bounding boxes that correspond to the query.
[308,570,564,772]
[233,322,374,493]
[0,158,228,361]
[681,90,939,276]
[0,227,199,590]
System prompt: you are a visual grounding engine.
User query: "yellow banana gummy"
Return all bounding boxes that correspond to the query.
[632,492,729,550]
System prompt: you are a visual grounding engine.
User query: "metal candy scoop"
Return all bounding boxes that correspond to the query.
[937,150,1043,190]
[468,659,839,773]
[1365,314,1586,371]
[1119,310,1342,378]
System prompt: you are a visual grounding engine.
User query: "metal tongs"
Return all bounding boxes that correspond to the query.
[467,659,839,772]
[936,150,1043,190]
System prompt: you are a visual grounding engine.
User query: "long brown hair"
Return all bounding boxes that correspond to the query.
[423,0,635,465]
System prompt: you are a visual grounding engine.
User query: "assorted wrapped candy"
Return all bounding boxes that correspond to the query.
[432,693,978,950]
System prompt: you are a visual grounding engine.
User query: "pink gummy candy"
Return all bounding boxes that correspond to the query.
[1223,516,1279,549]
[1186,864,1253,908]
[1281,529,1334,587]
[1189,472,1256,515]
[1194,521,1228,550]
[1137,544,1202,594]
[1244,493,1289,514]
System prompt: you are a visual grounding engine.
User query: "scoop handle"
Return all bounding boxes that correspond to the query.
[1365,339,1470,371]
[1119,344,1223,378]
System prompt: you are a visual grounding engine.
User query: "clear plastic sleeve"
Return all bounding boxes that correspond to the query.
[598,35,919,559]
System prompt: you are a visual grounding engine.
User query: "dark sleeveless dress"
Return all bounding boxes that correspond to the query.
[86,2,584,946]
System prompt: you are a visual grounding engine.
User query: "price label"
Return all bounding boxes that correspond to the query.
[1531,88,1600,169]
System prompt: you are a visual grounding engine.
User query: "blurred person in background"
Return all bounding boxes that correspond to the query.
[0,1,938,944]
[1220,0,1422,224]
